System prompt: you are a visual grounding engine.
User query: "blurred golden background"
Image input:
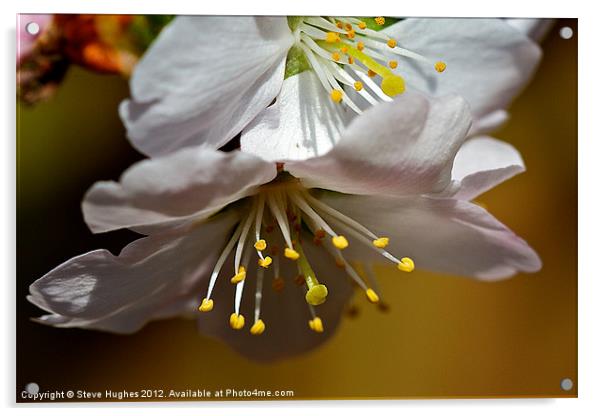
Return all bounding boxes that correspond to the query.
[16,18,577,400]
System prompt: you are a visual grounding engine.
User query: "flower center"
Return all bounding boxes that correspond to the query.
[289,16,446,113]
[198,178,414,335]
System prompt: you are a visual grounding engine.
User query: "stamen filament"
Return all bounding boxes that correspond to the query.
[266,191,294,250]
[205,219,245,300]
[234,202,256,274]
[254,266,265,323]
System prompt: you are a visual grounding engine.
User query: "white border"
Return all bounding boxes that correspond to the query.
[3,0,599,415]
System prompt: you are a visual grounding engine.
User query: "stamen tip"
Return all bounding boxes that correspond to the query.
[397,257,415,273]
[375,17,385,26]
[435,61,447,73]
[230,266,246,284]
[308,317,324,333]
[250,319,266,335]
[198,298,214,312]
[372,237,390,249]
[305,284,328,306]
[331,235,349,250]
[254,239,267,251]
[229,313,245,330]
[330,89,343,103]
[284,247,300,260]
[365,288,380,304]
[258,256,273,268]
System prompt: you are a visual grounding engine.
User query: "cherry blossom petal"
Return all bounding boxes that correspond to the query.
[120,16,294,156]
[320,193,541,280]
[29,212,239,333]
[241,71,347,162]
[449,136,525,200]
[505,18,555,42]
[83,147,275,233]
[383,18,542,119]
[285,92,472,196]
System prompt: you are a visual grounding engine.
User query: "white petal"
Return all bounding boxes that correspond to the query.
[196,242,353,361]
[449,136,525,200]
[384,18,542,118]
[28,212,239,333]
[121,16,294,156]
[321,193,541,280]
[285,92,472,196]
[505,18,555,42]
[83,148,276,233]
[469,110,509,136]
[241,71,347,162]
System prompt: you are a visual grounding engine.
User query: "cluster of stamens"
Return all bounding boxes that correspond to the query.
[292,16,446,113]
[198,179,414,335]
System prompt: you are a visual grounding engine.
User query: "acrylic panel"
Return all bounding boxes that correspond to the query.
[16,15,577,402]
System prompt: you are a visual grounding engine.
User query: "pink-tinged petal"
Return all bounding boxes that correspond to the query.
[83,148,276,233]
[320,193,541,280]
[241,71,347,162]
[17,14,53,64]
[121,16,294,156]
[383,18,542,119]
[285,92,472,196]
[197,242,353,362]
[448,136,525,200]
[28,212,239,333]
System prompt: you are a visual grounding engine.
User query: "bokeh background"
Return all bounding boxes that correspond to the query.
[16,18,577,400]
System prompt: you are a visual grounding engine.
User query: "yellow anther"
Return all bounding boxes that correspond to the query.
[387,38,397,48]
[258,256,273,268]
[250,319,265,335]
[346,56,354,64]
[336,21,343,29]
[344,23,353,31]
[198,298,214,312]
[365,288,380,304]
[305,284,328,306]
[308,317,324,333]
[375,17,385,26]
[372,237,389,248]
[331,235,349,250]
[340,45,349,53]
[331,52,341,61]
[284,247,300,260]
[229,313,245,330]
[381,75,405,97]
[435,61,447,73]
[346,29,355,39]
[358,21,367,29]
[325,32,340,43]
[254,239,267,251]
[354,81,363,91]
[397,257,415,273]
[357,41,365,51]
[230,266,246,284]
[272,277,285,292]
[367,69,377,77]
[330,89,343,103]
[388,60,398,69]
